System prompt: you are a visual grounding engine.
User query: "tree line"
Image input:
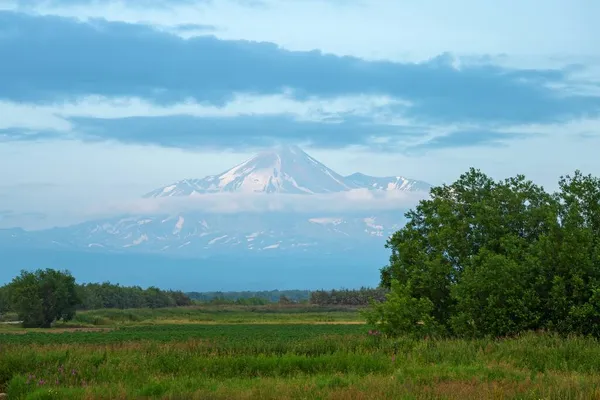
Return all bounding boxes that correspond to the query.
[0,270,192,327]
[365,168,600,338]
[187,288,389,306]
[187,290,310,303]
[76,282,192,310]
[310,287,388,305]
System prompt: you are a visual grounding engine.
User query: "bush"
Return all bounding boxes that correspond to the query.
[361,280,440,338]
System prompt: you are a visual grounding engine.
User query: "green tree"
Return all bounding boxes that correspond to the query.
[378,168,555,335]
[537,171,600,336]
[372,168,600,338]
[8,269,81,328]
[449,251,542,337]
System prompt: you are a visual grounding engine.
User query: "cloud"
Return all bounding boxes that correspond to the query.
[3,93,528,151]
[0,187,428,229]
[406,130,525,153]
[69,115,426,150]
[172,23,217,33]
[0,92,402,129]
[1,11,598,127]
[88,189,429,218]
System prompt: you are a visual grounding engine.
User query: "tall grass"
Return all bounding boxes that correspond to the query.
[2,311,600,399]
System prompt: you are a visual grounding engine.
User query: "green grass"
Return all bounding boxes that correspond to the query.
[69,304,364,326]
[2,306,600,399]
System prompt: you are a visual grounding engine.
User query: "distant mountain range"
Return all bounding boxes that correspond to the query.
[0,146,431,288]
[0,211,410,256]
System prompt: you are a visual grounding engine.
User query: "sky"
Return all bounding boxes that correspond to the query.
[1,0,600,229]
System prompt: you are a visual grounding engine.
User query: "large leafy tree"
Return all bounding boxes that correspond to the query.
[375,168,600,337]
[8,269,81,328]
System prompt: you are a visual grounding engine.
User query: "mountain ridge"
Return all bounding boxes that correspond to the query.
[144,145,431,198]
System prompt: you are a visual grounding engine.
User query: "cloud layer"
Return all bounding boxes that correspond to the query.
[2,11,596,123]
[0,187,428,230]
[0,9,598,152]
[95,189,427,216]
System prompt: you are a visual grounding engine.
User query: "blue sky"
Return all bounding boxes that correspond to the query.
[0,0,599,228]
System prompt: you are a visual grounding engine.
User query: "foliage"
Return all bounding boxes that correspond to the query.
[75,282,192,310]
[204,296,272,305]
[8,269,81,328]
[0,284,9,316]
[195,287,390,306]
[310,287,388,306]
[361,280,440,338]
[187,290,310,303]
[2,279,192,318]
[375,168,600,338]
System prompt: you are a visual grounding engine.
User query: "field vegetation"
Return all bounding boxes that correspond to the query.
[2,306,600,399]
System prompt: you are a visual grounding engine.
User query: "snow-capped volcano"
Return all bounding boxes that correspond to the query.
[144,145,431,198]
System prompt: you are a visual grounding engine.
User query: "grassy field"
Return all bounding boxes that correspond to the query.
[2,306,600,399]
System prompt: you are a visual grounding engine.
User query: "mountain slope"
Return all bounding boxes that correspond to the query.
[145,145,431,198]
[144,145,353,197]
[1,211,408,257]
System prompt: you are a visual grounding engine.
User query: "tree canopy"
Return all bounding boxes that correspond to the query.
[8,269,81,328]
[368,168,600,338]
[76,282,192,310]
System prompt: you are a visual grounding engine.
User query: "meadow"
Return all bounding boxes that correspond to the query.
[2,305,600,399]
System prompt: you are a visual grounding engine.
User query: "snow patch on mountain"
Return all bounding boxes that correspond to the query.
[262,243,280,250]
[173,216,185,234]
[208,235,228,245]
[124,234,148,247]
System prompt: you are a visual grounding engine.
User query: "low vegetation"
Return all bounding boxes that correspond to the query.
[2,307,600,399]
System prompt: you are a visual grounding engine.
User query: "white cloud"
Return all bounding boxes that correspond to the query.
[90,189,427,217]
[0,182,427,229]
[328,118,600,191]
[0,92,403,133]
